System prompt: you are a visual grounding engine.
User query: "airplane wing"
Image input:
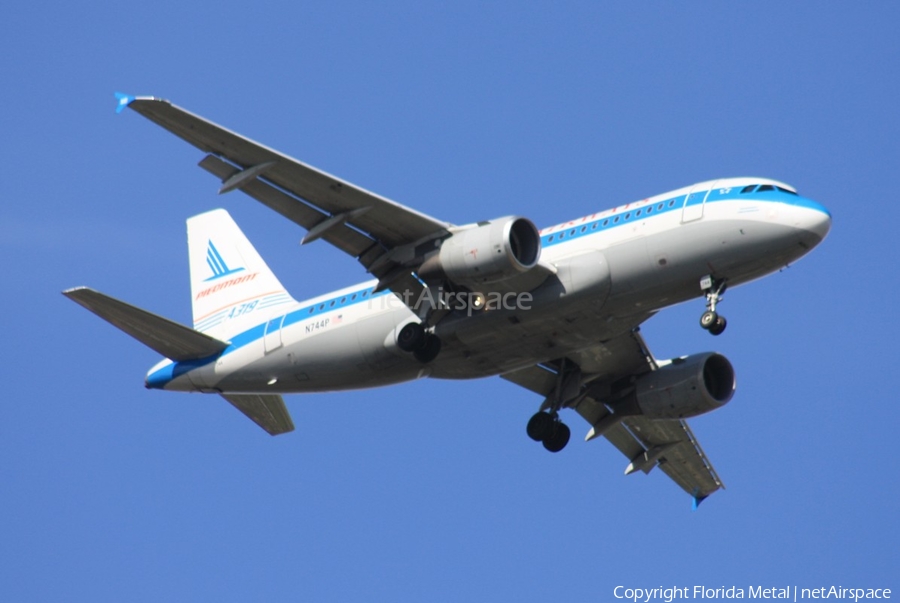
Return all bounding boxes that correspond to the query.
[501,329,724,507]
[121,95,452,299]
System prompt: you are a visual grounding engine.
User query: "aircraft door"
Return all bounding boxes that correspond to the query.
[680,181,718,223]
[264,315,284,353]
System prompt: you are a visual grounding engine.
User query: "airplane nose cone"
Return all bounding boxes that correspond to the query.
[809,208,832,241]
[793,197,832,246]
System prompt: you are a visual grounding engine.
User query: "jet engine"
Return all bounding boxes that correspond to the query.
[635,352,735,419]
[418,216,541,285]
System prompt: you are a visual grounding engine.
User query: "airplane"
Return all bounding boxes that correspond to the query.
[64,93,832,507]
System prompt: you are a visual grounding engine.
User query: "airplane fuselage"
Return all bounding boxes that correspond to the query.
[64,94,835,498]
[146,176,830,395]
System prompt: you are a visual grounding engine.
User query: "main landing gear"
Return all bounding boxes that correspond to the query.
[525,358,579,453]
[699,275,728,336]
[397,322,442,363]
[526,411,571,453]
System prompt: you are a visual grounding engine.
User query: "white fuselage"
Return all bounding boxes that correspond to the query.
[146,177,831,394]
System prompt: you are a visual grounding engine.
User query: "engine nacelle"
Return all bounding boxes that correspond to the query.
[418,216,541,285]
[635,352,736,419]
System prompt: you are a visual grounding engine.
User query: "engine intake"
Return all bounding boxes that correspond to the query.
[635,352,736,419]
[418,216,541,285]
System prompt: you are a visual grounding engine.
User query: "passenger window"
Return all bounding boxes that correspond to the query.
[308,308,314,314]
[614,216,620,223]
[569,229,576,236]
[657,203,663,210]
[548,235,554,242]
[647,206,653,214]
[624,213,631,220]
[603,219,609,226]
[580,226,586,233]
[636,210,642,217]
[668,200,675,207]
[591,223,598,230]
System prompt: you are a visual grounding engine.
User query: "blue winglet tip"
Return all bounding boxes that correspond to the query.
[692,494,709,511]
[114,92,135,114]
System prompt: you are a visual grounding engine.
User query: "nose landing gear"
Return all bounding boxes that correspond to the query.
[699,275,727,336]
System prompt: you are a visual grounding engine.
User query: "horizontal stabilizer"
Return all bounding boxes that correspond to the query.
[63,287,229,362]
[220,393,295,436]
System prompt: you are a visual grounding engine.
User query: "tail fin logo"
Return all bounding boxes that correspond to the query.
[203,240,245,282]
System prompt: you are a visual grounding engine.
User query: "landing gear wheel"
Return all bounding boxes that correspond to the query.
[413,335,442,363]
[542,422,571,453]
[708,315,727,336]
[700,310,718,330]
[526,411,554,442]
[397,322,426,352]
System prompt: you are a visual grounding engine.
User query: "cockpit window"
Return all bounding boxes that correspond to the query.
[776,186,798,195]
[740,184,757,193]
[757,184,775,192]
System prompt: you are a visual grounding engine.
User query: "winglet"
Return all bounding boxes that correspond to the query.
[114,92,135,114]
[692,493,709,511]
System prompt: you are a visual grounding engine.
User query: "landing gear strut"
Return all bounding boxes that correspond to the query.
[525,358,578,453]
[699,275,727,336]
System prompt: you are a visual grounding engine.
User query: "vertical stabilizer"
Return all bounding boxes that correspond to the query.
[188,209,295,339]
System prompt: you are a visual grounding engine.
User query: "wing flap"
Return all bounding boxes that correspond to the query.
[220,393,295,436]
[63,287,228,362]
[621,417,723,497]
[127,97,451,247]
[198,154,378,259]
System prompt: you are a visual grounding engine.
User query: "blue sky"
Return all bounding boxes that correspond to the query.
[2,2,897,600]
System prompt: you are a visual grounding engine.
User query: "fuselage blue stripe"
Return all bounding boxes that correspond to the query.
[538,188,828,249]
[149,189,827,386]
[148,288,394,385]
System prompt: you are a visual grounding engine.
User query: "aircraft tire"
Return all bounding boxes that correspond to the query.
[526,411,554,441]
[542,422,570,453]
[397,322,426,352]
[708,315,727,336]
[700,310,718,330]
[413,335,441,363]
